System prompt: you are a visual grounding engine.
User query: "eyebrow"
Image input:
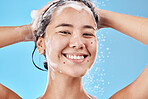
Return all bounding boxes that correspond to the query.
[55,23,73,28]
[55,23,95,30]
[83,25,95,30]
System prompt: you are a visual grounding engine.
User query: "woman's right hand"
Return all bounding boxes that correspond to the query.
[24,0,59,41]
[0,0,59,48]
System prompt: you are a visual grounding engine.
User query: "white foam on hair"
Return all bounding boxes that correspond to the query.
[57,1,89,13]
[56,1,98,29]
[30,10,40,30]
[31,10,39,19]
[31,17,39,30]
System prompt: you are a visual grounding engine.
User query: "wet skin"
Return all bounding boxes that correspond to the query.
[38,6,98,77]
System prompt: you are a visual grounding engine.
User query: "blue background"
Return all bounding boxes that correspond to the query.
[0,0,148,99]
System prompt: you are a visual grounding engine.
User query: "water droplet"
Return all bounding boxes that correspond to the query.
[108,52,111,54]
[108,82,110,85]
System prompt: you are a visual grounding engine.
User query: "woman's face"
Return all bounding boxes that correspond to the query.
[44,5,97,77]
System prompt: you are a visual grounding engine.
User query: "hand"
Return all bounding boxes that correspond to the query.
[95,8,110,30]
[25,0,59,41]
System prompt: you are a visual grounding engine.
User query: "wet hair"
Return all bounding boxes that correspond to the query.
[32,0,99,71]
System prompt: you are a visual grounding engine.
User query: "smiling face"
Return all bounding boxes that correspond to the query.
[38,4,98,77]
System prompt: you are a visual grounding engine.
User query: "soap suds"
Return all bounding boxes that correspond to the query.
[56,1,98,29]
[31,10,39,19]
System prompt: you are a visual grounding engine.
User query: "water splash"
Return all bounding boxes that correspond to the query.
[92,0,110,8]
[83,30,111,97]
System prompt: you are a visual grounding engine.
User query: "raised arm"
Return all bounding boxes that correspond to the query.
[96,9,148,98]
[0,83,21,99]
[110,65,148,99]
[0,25,32,48]
[97,9,148,46]
[0,0,57,48]
[0,0,58,98]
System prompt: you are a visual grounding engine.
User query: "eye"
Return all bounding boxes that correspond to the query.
[83,33,94,37]
[59,31,71,35]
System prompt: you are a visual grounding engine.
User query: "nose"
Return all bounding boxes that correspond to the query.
[69,35,85,49]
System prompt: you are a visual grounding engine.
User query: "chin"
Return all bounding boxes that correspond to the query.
[68,68,89,78]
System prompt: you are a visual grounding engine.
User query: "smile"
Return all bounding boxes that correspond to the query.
[62,53,88,63]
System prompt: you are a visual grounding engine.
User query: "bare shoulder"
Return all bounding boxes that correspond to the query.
[110,64,148,99]
[0,83,22,99]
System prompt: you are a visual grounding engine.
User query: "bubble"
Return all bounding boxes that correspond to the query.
[99,59,102,62]
[102,39,106,42]
[108,52,111,54]
[106,48,109,50]
[97,36,100,39]
[108,82,110,85]
[103,73,106,76]
[102,55,105,58]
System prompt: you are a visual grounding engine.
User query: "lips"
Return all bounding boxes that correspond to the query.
[62,53,88,63]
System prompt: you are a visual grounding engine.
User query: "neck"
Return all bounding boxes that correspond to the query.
[39,69,90,99]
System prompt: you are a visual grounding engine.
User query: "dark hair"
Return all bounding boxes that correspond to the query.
[32,0,99,71]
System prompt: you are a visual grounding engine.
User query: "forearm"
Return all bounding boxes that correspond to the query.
[98,9,148,46]
[0,25,31,48]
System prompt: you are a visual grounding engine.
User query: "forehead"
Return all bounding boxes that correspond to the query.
[56,1,92,15]
[49,3,96,28]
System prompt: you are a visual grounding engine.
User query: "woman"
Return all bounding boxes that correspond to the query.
[0,0,148,99]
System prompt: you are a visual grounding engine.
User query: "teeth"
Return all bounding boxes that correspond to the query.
[65,54,84,59]
[70,56,74,59]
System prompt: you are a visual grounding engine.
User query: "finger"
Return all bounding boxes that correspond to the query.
[31,0,60,19]
[39,0,59,13]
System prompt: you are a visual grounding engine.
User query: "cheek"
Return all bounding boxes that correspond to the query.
[51,35,69,52]
[86,38,97,55]
[46,35,69,52]
[86,39,97,68]
[45,35,69,65]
